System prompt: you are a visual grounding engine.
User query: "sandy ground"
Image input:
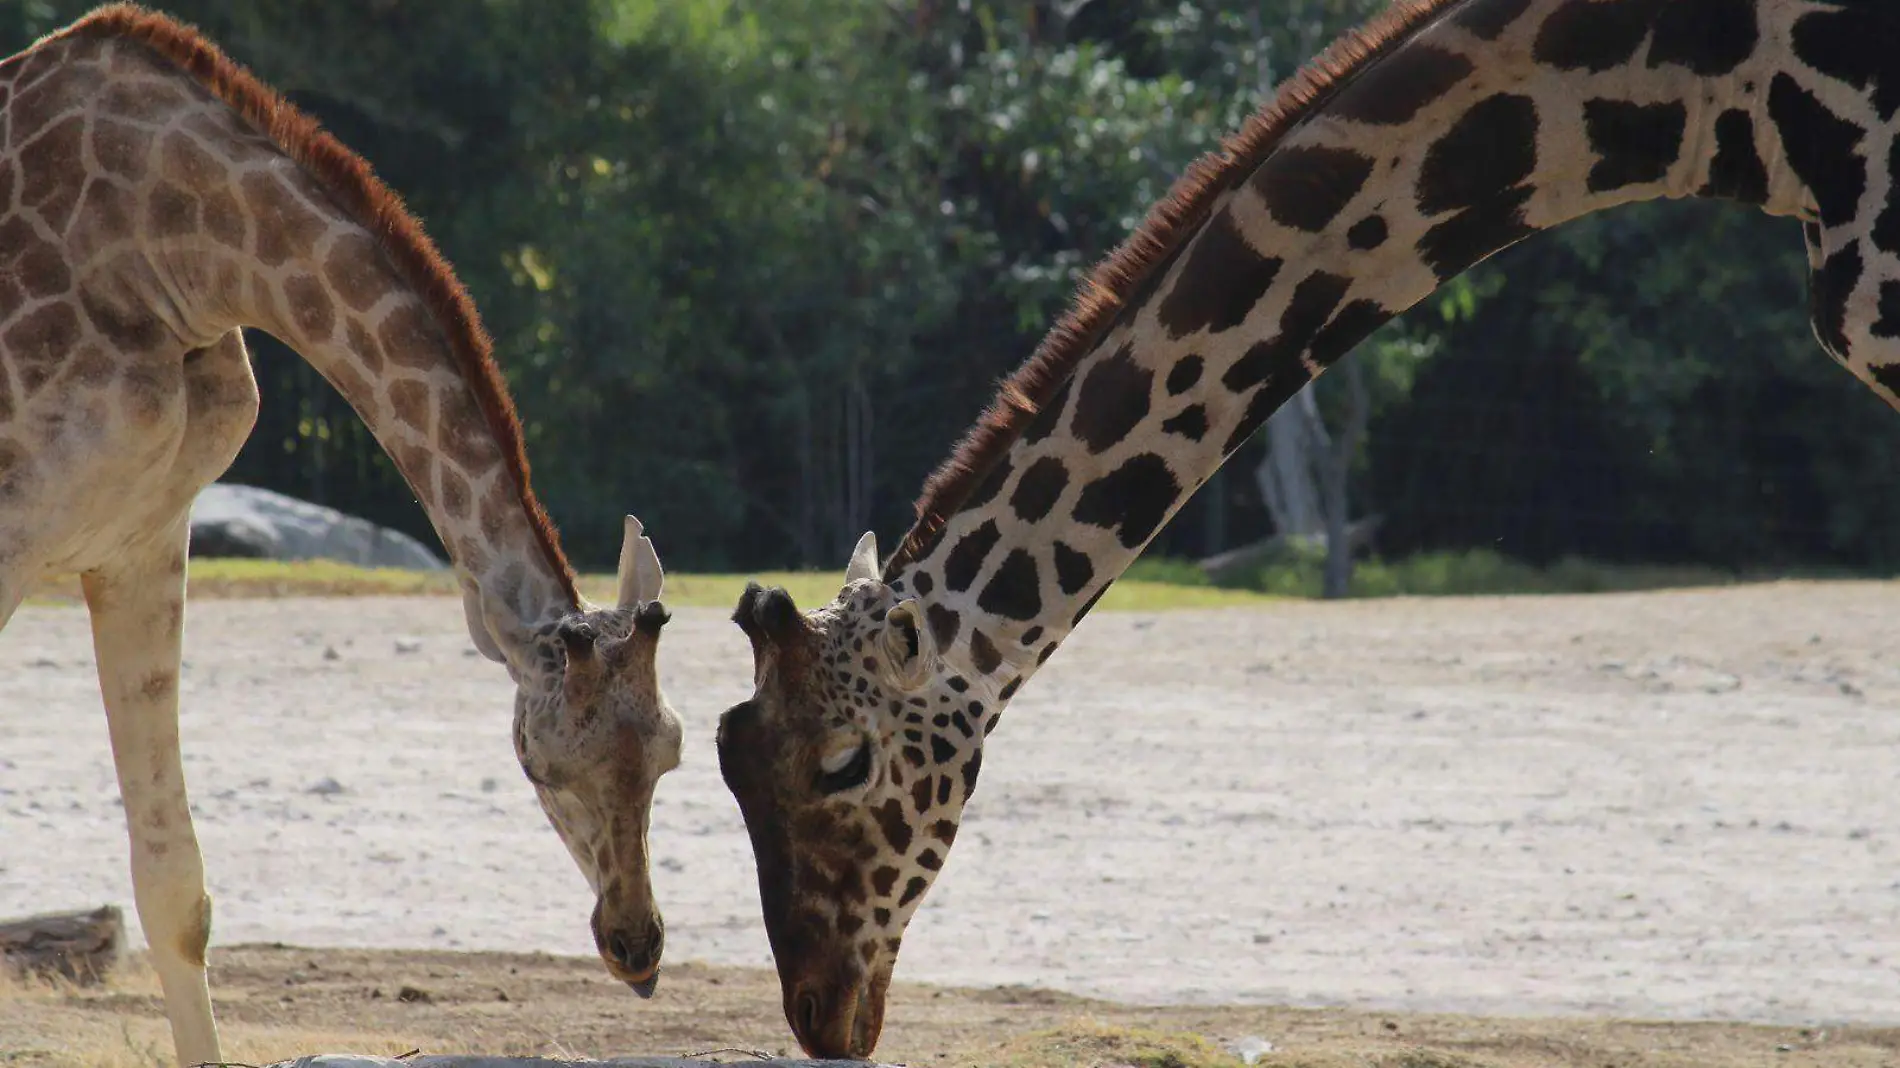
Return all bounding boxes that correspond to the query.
[3,582,1899,1035]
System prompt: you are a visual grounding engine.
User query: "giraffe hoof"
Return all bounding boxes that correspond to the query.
[628,970,658,999]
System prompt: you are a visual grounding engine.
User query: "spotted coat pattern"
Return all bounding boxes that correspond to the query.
[718,0,1900,1059]
[0,11,679,1066]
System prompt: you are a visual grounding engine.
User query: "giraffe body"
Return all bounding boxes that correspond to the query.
[1,9,681,1065]
[717,0,1900,1057]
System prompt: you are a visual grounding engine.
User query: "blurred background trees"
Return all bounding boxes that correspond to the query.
[11,0,1900,579]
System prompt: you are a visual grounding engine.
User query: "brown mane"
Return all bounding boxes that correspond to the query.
[47,3,580,605]
[887,0,1458,575]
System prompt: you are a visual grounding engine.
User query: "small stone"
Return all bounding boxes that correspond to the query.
[479,777,498,793]
[306,777,345,797]
[394,637,422,654]
[322,646,340,661]
[1229,1036,1275,1065]
[396,984,431,1004]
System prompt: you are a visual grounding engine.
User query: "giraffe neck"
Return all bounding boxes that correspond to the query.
[889,0,1861,691]
[10,26,580,638]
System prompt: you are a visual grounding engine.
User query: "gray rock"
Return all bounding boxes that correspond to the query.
[262,1058,885,1067]
[188,483,445,570]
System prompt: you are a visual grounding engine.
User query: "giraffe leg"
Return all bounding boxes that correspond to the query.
[81,516,220,1068]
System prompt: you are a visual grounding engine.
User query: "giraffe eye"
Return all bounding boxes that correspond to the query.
[816,741,872,795]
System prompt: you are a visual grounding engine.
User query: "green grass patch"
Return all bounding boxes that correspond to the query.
[24,559,1276,611]
[25,548,1820,611]
[1206,547,1741,599]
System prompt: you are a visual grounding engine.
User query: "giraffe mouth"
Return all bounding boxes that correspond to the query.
[789,964,889,1059]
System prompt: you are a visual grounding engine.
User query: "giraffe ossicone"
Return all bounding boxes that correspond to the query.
[717,0,1900,1058]
[0,8,679,1065]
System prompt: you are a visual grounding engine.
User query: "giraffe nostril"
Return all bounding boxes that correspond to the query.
[795,990,823,1042]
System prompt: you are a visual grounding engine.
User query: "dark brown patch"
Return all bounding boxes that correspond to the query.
[1071,453,1180,549]
[283,273,336,341]
[941,519,1001,593]
[346,320,385,375]
[1329,44,1473,125]
[1582,98,1687,193]
[7,304,79,395]
[1252,145,1375,232]
[1346,215,1388,250]
[869,866,899,898]
[1417,93,1538,215]
[76,180,136,247]
[377,300,441,369]
[1009,457,1069,522]
[323,232,390,312]
[1532,0,1655,72]
[1223,271,1351,393]
[1052,541,1093,595]
[1648,0,1757,77]
[240,172,327,267]
[159,131,225,190]
[1769,72,1866,229]
[202,184,247,250]
[976,549,1041,621]
[146,181,200,237]
[18,115,86,229]
[1161,404,1209,441]
[440,465,472,520]
[1069,343,1153,453]
[1698,109,1769,205]
[968,629,1002,674]
[389,379,430,433]
[873,798,912,854]
[1155,214,1282,338]
[39,3,577,602]
[1164,355,1203,395]
[926,602,961,651]
[1453,0,1534,41]
[91,118,153,179]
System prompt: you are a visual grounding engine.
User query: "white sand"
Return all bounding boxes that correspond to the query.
[2,582,1897,1025]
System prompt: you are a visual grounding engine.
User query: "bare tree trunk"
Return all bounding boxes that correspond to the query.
[1257,390,1329,541]
[1321,357,1371,599]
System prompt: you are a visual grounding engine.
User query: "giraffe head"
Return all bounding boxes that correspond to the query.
[718,532,987,1058]
[497,517,683,996]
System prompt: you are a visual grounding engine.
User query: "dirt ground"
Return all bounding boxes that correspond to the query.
[3,944,1898,1067]
[3,582,1899,1064]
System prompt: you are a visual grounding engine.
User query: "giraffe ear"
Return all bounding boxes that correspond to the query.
[879,598,935,691]
[844,530,880,585]
[616,515,665,609]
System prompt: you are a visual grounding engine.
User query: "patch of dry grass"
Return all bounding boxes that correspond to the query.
[0,959,406,1068]
[5,946,1898,1068]
[990,1021,1249,1067]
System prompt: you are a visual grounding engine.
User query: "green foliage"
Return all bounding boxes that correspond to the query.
[6,0,1898,578]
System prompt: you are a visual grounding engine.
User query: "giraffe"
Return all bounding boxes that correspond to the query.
[715,0,1900,1057]
[0,7,683,1065]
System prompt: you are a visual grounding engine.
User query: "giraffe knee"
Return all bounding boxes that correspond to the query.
[178,893,212,968]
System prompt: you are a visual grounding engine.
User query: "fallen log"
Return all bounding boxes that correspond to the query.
[1197,516,1382,585]
[0,904,123,984]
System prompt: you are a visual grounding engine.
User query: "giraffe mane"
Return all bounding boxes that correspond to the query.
[887,0,1459,576]
[48,3,581,605]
